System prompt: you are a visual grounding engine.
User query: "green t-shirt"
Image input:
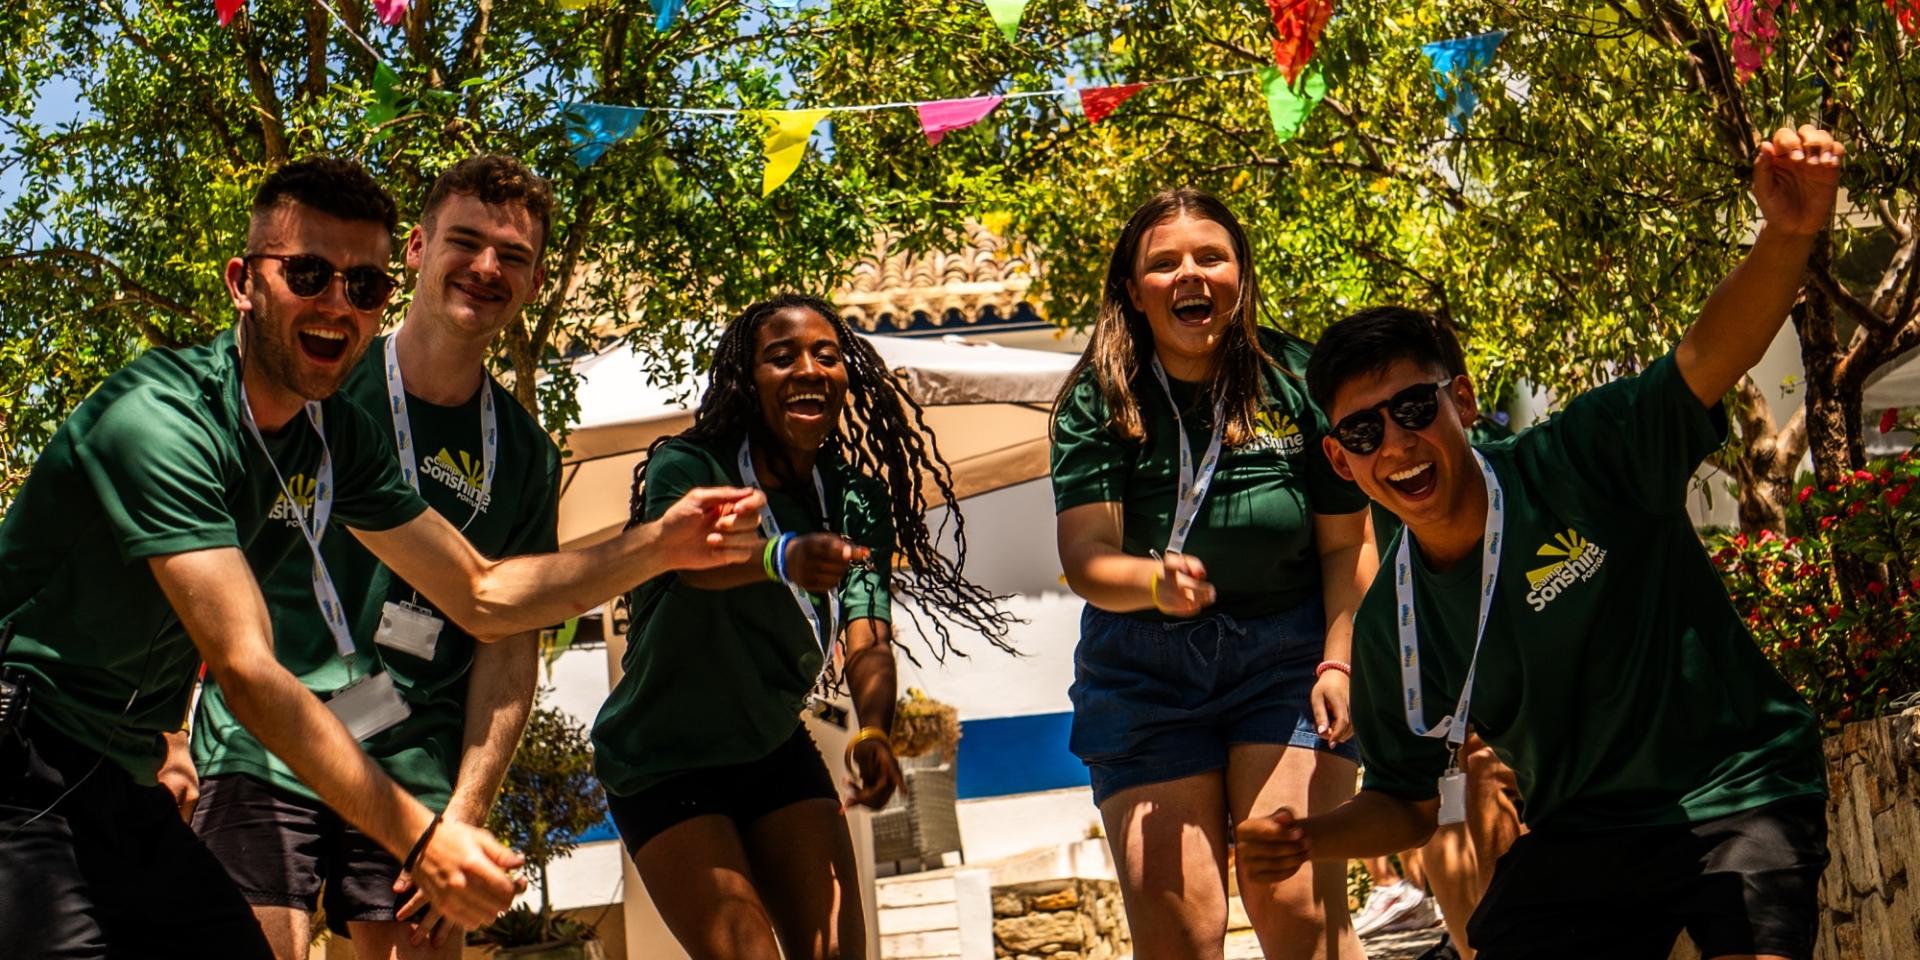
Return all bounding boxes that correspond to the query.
[193,334,562,809]
[1049,330,1368,620]
[591,435,892,797]
[1350,353,1824,832]
[0,328,428,782]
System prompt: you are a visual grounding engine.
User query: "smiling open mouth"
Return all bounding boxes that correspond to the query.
[1173,294,1212,324]
[1387,461,1438,498]
[297,328,349,362]
[785,391,829,418]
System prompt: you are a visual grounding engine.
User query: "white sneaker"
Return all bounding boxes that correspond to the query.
[1377,892,1441,933]
[1353,880,1427,937]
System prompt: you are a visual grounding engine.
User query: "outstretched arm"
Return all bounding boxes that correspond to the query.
[351,486,766,639]
[1236,790,1440,884]
[150,548,523,930]
[1675,125,1844,408]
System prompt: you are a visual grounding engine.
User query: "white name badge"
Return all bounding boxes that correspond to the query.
[375,601,444,661]
[1437,768,1468,826]
[326,671,411,741]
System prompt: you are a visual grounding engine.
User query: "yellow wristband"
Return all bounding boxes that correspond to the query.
[844,726,890,771]
[1148,569,1175,615]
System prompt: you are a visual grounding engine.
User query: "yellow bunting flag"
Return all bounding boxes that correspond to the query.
[983,0,1026,41]
[758,109,831,197]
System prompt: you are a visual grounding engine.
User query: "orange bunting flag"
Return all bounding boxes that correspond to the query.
[216,0,245,26]
[1078,83,1146,124]
[1268,0,1335,83]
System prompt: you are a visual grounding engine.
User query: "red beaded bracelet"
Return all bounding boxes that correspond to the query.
[1315,660,1351,678]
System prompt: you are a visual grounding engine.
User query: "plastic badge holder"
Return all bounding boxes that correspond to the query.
[375,600,443,661]
[1437,768,1468,825]
[327,671,411,741]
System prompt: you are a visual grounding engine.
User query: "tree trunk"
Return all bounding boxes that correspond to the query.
[1794,273,1881,603]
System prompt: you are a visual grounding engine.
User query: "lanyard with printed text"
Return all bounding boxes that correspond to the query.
[384,333,497,532]
[737,437,839,656]
[1396,448,1503,752]
[238,381,355,658]
[1148,356,1227,555]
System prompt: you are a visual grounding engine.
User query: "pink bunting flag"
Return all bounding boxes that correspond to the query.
[374,0,409,26]
[215,0,245,26]
[917,96,1005,146]
[1269,0,1335,83]
[1078,84,1145,125]
[1727,0,1788,84]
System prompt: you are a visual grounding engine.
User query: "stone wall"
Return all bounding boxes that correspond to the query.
[1814,706,1920,959]
[991,879,1128,960]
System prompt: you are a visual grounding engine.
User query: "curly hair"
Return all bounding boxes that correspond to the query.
[422,154,555,255]
[628,294,1017,664]
[249,156,398,244]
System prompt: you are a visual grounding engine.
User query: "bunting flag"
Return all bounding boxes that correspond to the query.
[1258,64,1326,143]
[1897,0,1920,37]
[1268,0,1335,83]
[366,62,402,126]
[557,0,595,8]
[1421,30,1506,133]
[1078,83,1145,124]
[918,96,1004,145]
[983,0,1026,41]
[1728,0,1788,82]
[654,0,684,30]
[216,0,245,26]
[565,103,649,167]
[759,108,831,196]
[373,0,408,26]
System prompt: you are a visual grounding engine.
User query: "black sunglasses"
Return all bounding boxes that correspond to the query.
[1330,380,1454,455]
[245,253,398,312]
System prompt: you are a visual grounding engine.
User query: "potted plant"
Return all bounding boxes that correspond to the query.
[889,687,961,762]
[471,697,610,959]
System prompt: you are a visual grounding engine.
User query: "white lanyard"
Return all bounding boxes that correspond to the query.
[238,382,355,658]
[1397,449,1504,750]
[1147,355,1226,554]
[384,333,497,532]
[736,437,838,655]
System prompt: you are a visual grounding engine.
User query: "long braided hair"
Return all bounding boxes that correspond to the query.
[628,293,1017,664]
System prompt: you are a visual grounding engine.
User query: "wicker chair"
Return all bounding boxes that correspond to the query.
[869,753,964,872]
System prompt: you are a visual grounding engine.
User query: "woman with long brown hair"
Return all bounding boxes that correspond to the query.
[1051,189,1377,959]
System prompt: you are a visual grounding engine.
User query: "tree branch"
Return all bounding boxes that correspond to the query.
[1808,266,1892,334]
[93,0,248,164]
[301,3,329,102]
[455,0,494,80]
[233,10,291,164]
[0,248,204,343]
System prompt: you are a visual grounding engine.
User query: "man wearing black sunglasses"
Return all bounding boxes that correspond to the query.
[184,155,572,960]
[1236,127,1843,960]
[0,156,765,958]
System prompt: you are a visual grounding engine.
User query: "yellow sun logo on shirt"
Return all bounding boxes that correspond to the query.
[1243,410,1305,455]
[434,449,487,490]
[1525,530,1592,591]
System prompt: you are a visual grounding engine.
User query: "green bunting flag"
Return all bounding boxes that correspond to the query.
[1258,64,1325,143]
[983,0,1026,41]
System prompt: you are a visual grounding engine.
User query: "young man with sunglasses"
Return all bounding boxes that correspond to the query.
[183,156,571,960]
[0,157,763,958]
[1237,128,1841,960]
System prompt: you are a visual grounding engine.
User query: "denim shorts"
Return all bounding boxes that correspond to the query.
[1068,601,1362,806]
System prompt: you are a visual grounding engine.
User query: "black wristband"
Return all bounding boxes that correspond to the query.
[401,811,444,875]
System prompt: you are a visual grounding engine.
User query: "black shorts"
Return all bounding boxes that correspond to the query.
[191,773,407,935]
[1468,794,1829,960]
[607,724,838,855]
[0,720,273,960]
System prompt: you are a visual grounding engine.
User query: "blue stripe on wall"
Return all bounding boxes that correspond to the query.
[954,710,1087,800]
[571,710,1088,844]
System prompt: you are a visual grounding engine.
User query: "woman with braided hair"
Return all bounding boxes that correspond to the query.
[592,293,1014,960]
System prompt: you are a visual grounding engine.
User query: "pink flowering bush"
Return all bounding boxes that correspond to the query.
[1708,434,1920,729]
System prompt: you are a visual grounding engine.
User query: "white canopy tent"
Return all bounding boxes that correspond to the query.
[555,334,1080,550]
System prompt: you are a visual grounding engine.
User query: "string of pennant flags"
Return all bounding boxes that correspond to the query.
[210,0,1920,196]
